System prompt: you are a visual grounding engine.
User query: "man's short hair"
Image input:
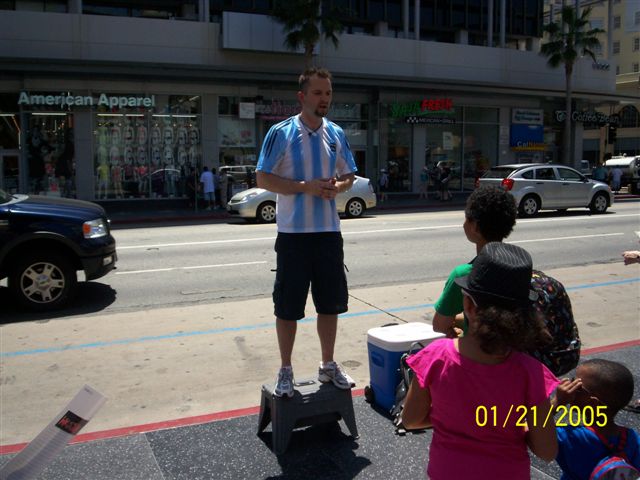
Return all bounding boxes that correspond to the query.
[581,359,634,414]
[465,185,517,242]
[299,67,332,92]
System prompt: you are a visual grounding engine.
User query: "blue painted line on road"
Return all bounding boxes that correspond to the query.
[2,277,639,358]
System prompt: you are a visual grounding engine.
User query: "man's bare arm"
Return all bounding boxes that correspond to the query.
[257,171,346,199]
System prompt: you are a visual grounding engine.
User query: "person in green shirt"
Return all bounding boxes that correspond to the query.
[432,185,518,337]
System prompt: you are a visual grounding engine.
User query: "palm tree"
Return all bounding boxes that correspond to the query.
[272,0,345,68]
[540,5,604,165]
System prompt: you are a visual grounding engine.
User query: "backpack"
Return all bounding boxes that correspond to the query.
[588,426,640,480]
[527,270,581,377]
[390,341,426,435]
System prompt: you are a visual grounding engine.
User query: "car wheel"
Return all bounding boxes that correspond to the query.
[519,195,540,217]
[345,198,365,218]
[9,253,77,311]
[590,192,609,214]
[257,201,276,223]
[364,385,375,404]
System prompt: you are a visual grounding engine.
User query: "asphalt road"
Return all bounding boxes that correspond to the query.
[2,203,639,321]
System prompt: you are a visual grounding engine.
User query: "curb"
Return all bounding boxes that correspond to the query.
[107,194,639,226]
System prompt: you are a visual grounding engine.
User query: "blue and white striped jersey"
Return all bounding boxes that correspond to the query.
[257,114,357,233]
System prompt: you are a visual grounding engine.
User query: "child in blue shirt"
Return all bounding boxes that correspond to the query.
[552,359,640,479]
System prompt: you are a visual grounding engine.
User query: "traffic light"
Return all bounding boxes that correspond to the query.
[608,125,617,144]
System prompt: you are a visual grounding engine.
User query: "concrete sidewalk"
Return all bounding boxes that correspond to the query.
[1,262,638,448]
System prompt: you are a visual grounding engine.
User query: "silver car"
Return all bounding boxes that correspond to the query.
[227,175,377,223]
[478,163,613,217]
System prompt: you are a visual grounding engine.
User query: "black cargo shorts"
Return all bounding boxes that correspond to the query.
[273,232,348,321]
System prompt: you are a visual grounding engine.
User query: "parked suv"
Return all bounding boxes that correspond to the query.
[0,189,117,311]
[478,163,612,217]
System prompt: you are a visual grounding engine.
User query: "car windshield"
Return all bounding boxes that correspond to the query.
[482,167,519,179]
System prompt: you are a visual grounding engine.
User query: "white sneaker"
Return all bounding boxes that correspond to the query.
[318,362,355,390]
[274,366,294,398]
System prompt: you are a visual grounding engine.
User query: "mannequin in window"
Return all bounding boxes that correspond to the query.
[136,118,147,146]
[164,147,177,197]
[162,117,174,146]
[124,117,135,145]
[96,159,110,199]
[151,123,161,146]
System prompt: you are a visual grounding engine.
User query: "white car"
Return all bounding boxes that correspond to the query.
[478,163,613,217]
[227,175,377,222]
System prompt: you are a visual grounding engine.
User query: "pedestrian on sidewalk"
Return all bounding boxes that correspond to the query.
[402,242,559,480]
[199,166,215,210]
[611,167,623,194]
[418,165,429,200]
[431,185,580,377]
[219,168,229,209]
[378,169,389,203]
[256,67,357,398]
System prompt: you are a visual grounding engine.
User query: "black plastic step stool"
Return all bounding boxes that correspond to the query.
[257,377,359,455]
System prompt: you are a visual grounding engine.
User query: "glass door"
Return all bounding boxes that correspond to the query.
[0,150,19,194]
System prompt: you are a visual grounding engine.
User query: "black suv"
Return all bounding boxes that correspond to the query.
[0,189,117,311]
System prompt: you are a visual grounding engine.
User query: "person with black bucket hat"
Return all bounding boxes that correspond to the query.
[402,242,559,480]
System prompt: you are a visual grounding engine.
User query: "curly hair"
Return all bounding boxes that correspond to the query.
[580,359,634,414]
[465,185,517,242]
[471,304,551,356]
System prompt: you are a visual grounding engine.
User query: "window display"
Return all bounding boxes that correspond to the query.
[25,114,76,198]
[219,96,257,170]
[92,94,201,200]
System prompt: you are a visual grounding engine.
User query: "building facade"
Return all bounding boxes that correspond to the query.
[545,0,640,167]
[0,0,628,204]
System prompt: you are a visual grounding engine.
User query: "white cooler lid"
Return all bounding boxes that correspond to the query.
[367,322,444,352]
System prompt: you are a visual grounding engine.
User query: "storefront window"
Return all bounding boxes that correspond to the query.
[331,102,368,173]
[0,94,20,193]
[26,114,75,197]
[426,124,463,191]
[463,107,498,190]
[218,97,257,178]
[386,119,412,192]
[93,93,201,200]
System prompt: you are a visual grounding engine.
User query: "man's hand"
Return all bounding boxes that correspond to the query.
[305,178,338,199]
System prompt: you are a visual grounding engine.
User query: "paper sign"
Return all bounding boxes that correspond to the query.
[0,385,106,480]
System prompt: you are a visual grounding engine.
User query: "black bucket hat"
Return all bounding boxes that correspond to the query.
[455,242,538,307]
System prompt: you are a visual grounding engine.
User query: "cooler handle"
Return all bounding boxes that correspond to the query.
[370,351,384,367]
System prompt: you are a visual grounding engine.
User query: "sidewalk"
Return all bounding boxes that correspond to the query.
[104,190,639,226]
[1,343,638,479]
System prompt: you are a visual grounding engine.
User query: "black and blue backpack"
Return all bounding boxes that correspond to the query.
[588,426,640,480]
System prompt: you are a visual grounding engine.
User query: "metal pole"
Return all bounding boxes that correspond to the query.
[607,0,613,59]
[500,0,506,47]
[487,0,493,47]
[403,0,409,38]
[414,0,420,41]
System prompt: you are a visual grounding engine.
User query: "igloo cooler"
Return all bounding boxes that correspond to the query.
[366,322,444,412]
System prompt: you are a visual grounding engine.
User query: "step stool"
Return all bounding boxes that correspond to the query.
[257,378,359,455]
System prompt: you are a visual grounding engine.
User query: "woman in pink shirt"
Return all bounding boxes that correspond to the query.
[402,242,559,480]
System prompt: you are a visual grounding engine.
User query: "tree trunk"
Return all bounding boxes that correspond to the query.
[305,44,314,68]
[563,65,573,165]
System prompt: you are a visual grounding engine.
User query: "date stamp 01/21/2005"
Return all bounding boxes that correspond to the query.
[475,405,607,428]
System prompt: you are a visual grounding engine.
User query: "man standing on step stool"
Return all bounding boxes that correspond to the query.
[256,67,357,398]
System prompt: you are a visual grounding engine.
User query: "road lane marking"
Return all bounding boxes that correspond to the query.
[115,261,267,275]
[2,277,638,358]
[116,213,640,250]
[511,233,624,244]
[118,237,277,250]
